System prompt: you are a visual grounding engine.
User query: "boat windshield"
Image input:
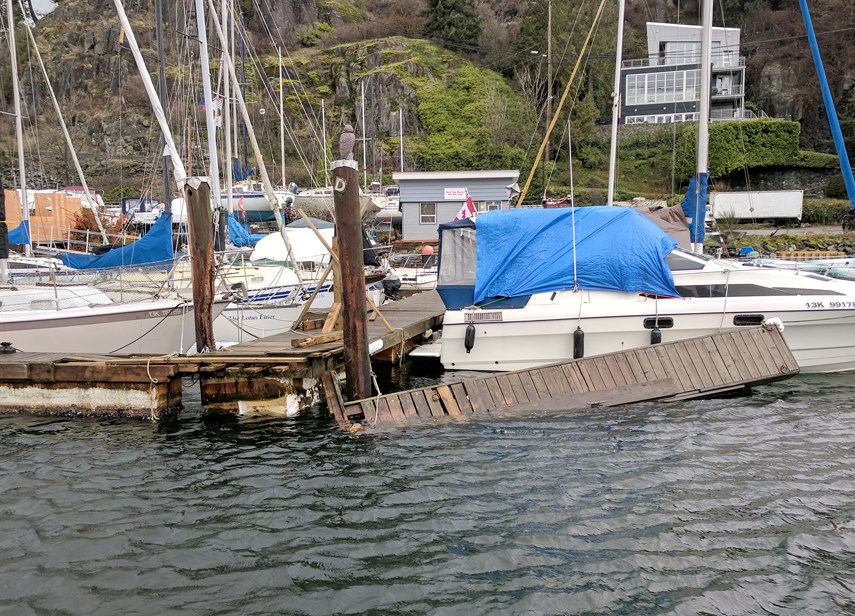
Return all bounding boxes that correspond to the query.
[438,227,477,286]
[665,248,712,271]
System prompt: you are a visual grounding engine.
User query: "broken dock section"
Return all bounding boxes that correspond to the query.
[326,324,799,428]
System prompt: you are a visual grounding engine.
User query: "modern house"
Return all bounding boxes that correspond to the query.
[620,22,748,124]
[393,170,521,241]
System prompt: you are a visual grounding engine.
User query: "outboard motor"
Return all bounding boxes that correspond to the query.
[382,275,401,301]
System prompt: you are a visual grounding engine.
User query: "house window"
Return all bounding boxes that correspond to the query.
[419,202,436,224]
[486,201,500,211]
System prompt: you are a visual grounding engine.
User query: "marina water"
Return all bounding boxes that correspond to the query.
[2,365,855,615]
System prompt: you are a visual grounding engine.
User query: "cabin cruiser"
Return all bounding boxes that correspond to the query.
[437,207,855,373]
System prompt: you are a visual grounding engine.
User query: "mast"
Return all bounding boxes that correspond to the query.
[206,0,301,280]
[606,0,625,206]
[399,111,404,172]
[17,0,107,243]
[6,0,31,256]
[321,99,329,187]
[544,0,552,194]
[361,80,368,192]
[798,0,855,213]
[111,0,187,184]
[278,47,285,186]
[222,0,233,213]
[155,0,171,212]
[194,0,221,212]
[239,10,248,175]
[693,0,713,254]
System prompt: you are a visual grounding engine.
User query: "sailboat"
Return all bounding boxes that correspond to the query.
[435,0,855,374]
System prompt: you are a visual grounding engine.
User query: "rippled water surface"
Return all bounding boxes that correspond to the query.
[2,370,855,615]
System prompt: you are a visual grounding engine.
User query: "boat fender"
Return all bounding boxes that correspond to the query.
[650,326,662,345]
[464,324,476,353]
[573,326,584,359]
[763,317,785,333]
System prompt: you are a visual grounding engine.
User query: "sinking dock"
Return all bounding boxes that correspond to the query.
[0,291,445,418]
[325,324,800,428]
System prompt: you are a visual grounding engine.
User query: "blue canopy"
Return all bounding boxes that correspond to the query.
[680,173,708,243]
[8,220,30,245]
[473,207,679,303]
[59,212,174,269]
[228,213,267,247]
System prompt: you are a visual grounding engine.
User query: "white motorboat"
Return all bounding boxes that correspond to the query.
[389,253,437,294]
[289,186,379,220]
[437,207,855,374]
[0,285,227,354]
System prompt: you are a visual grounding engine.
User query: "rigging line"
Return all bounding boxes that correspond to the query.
[547,0,602,191]
[517,0,609,206]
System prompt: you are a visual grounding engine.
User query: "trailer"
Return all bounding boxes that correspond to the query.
[709,190,803,224]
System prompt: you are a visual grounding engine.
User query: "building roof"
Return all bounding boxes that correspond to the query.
[393,170,520,182]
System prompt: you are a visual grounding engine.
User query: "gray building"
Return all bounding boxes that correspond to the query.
[620,22,749,125]
[393,170,521,241]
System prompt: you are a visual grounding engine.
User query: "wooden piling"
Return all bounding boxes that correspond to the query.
[331,158,371,400]
[184,178,216,352]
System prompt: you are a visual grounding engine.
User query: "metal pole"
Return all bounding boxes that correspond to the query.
[606,0,625,206]
[194,0,221,249]
[361,80,368,192]
[6,0,31,256]
[321,99,329,187]
[544,0,552,189]
[399,112,404,172]
[222,0,233,214]
[155,0,171,212]
[694,0,713,254]
[278,47,285,185]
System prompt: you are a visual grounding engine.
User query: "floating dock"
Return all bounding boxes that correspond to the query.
[325,324,799,428]
[0,291,445,418]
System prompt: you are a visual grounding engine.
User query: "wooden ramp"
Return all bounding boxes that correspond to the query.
[326,325,799,428]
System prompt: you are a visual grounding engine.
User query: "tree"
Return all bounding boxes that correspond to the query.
[421,0,482,51]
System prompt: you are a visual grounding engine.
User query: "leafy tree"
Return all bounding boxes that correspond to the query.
[421,0,482,50]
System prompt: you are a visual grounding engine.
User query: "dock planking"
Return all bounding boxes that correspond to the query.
[330,325,799,428]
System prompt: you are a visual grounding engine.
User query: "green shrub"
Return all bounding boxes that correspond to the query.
[802,198,851,224]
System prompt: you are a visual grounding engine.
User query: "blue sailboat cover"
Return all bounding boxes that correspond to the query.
[679,173,708,243]
[7,220,30,245]
[59,212,174,269]
[473,206,679,303]
[228,212,266,247]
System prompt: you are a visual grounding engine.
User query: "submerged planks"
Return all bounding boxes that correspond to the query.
[332,324,799,427]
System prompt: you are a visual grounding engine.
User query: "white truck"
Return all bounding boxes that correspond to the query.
[708,190,803,224]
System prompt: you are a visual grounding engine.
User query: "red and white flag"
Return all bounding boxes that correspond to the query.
[453,194,477,221]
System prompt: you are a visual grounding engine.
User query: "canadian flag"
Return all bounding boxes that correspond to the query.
[453,194,477,221]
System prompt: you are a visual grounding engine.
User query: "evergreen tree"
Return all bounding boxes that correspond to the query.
[421,0,483,51]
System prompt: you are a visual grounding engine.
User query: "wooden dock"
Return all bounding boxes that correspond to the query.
[325,324,799,428]
[0,291,445,418]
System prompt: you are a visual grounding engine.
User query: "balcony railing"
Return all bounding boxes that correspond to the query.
[622,56,746,69]
[712,84,744,97]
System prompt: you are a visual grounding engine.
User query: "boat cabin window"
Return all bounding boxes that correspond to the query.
[420,202,436,225]
[665,249,709,271]
[438,227,477,286]
[677,284,845,298]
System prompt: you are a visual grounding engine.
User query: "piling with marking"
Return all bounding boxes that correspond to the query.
[184,178,216,352]
[331,148,371,400]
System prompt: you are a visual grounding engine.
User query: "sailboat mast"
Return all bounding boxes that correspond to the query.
[798,0,855,212]
[694,0,713,254]
[606,0,625,206]
[155,0,171,212]
[361,80,368,192]
[279,47,285,186]
[6,0,31,256]
[194,0,221,209]
[222,0,233,213]
[17,0,107,243]
[239,10,248,175]
[321,99,329,187]
[399,112,404,172]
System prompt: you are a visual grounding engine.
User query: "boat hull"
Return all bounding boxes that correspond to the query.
[440,291,855,373]
[0,299,226,355]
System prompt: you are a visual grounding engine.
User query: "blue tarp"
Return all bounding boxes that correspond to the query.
[8,220,30,245]
[228,213,267,247]
[59,212,175,269]
[473,207,679,304]
[679,173,708,243]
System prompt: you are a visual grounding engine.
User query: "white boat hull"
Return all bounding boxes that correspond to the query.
[0,298,226,355]
[440,273,855,374]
